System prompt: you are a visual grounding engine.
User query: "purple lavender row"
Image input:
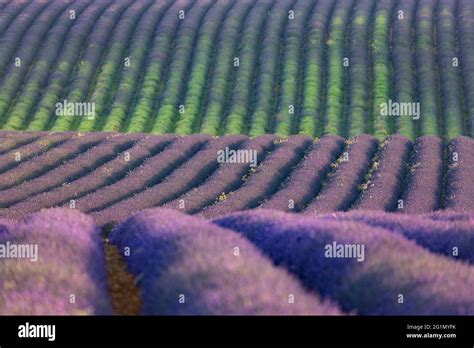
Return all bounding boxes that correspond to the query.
[0,0,72,128]
[0,1,29,36]
[0,132,108,191]
[398,136,444,213]
[304,135,377,213]
[261,135,345,212]
[0,1,49,77]
[2,0,92,130]
[93,135,248,227]
[0,132,71,174]
[67,134,211,214]
[0,209,112,315]
[199,135,313,219]
[444,136,474,211]
[353,134,412,211]
[0,131,43,155]
[2,135,175,220]
[0,133,143,208]
[214,209,474,315]
[25,0,116,131]
[110,208,341,315]
[68,0,153,132]
[163,135,277,214]
[319,210,474,263]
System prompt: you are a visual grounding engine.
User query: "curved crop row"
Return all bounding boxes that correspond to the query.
[199,135,312,219]
[0,132,108,191]
[0,0,72,128]
[391,0,417,140]
[0,131,43,156]
[353,134,412,211]
[319,210,474,264]
[199,0,254,135]
[63,0,153,132]
[223,0,274,135]
[444,136,474,211]
[0,132,71,175]
[214,209,474,315]
[345,0,375,137]
[304,134,378,213]
[125,0,194,133]
[0,209,112,315]
[110,208,341,315]
[99,0,174,132]
[261,135,345,212]
[0,1,50,78]
[1,0,92,131]
[0,134,141,208]
[272,0,315,136]
[398,136,444,213]
[25,0,118,131]
[370,0,395,139]
[93,135,247,227]
[173,0,236,135]
[1,135,175,220]
[459,0,474,137]
[297,0,336,136]
[323,0,354,136]
[248,0,296,137]
[163,134,277,214]
[64,134,211,214]
[150,0,215,134]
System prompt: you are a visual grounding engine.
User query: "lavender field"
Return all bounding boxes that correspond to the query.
[0,207,472,315]
[0,0,473,319]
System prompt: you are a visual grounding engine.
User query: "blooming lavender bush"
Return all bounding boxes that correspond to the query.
[110,208,341,315]
[0,209,112,315]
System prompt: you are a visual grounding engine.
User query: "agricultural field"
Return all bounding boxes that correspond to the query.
[0,0,473,320]
[0,0,472,139]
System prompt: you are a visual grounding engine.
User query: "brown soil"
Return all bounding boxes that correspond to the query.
[104,242,142,315]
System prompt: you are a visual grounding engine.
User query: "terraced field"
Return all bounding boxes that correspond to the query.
[0,131,472,227]
[0,0,472,139]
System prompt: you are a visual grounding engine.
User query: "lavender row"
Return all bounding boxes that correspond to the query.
[0,209,112,315]
[444,136,474,211]
[65,134,211,214]
[1,135,175,220]
[214,209,474,315]
[261,135,345,212]
[319,210,474,264]
[0,133,142,208]
[2,0,92,131]
[125,0,193,133]
[0,0,73,129]
[353,134,412,211]
[93,135,247,227]
[0,131,43,155]
[304,135,377,213]
[0,132,108,190]
[26,0,117,130]
[199,135,312,219]
[110,208,341,315]
[163,135,277,214]
[73,0,154,132]
[398,136,444,213]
